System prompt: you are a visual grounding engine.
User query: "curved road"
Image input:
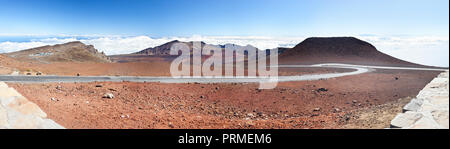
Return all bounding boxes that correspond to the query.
[0,63,447,83]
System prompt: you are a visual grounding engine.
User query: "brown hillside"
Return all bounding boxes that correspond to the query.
[5,41,111,63]
[280,37,431,67]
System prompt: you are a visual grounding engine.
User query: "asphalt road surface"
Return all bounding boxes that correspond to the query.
[0,63,447,83]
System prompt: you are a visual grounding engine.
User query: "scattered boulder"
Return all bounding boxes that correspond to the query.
[257,112,263,117]
[333,108,341,113]
[313,108,321,111]
[168,122,174,128]
[95,84,103,88]
[344,114,351,121]
[245,120,254,126]
[310,113,320,117]
[316,88,328,92]
[103,93,114,99]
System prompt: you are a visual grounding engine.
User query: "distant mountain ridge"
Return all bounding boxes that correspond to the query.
[133,40,264,56]
[134,40,205,55]
[131,37,432,67]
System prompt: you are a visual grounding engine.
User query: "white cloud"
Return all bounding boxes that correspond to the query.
[356,35,449,67]
[80,36,162,55]
[0,35,307,55]
[0,35,448,67]
[185,35,306,50]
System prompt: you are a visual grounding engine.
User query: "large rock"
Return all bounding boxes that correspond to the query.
[0,86,23,98]
[403,98,423,112]
[4,108,63,129]
[407,114,444,129]
[1,96,47,118]
[390,112,423,128]
[0,82,8,88]
[0,81,64,129]
[431,110,449,128]
[0,105,7,128]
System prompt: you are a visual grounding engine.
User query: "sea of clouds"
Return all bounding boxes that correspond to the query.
[0,35,448,67]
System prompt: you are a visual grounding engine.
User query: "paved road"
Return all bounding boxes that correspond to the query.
[0,63,447,83]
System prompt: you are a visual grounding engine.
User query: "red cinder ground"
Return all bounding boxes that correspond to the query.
[1,54,352,76]
[8,69,440,129]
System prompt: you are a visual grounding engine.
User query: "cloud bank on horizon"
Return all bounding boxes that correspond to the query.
[0,35,448,67]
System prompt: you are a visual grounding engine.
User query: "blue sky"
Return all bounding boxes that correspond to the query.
[0,0,448,37]
[0,0,448,67]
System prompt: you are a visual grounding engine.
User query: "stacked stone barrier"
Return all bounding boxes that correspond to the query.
[0,82,64,129]
[390,71,449,129]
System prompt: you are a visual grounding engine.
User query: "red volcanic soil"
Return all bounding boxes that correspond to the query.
[279,37,440,68]
[0,54,38,74]
[8,69,441,129]
[3,53,351,76]
[0,54,173,76]
[2,54,348,76]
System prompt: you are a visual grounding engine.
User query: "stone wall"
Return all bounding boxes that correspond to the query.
[390,71,449,129]
[0,82,64,129]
